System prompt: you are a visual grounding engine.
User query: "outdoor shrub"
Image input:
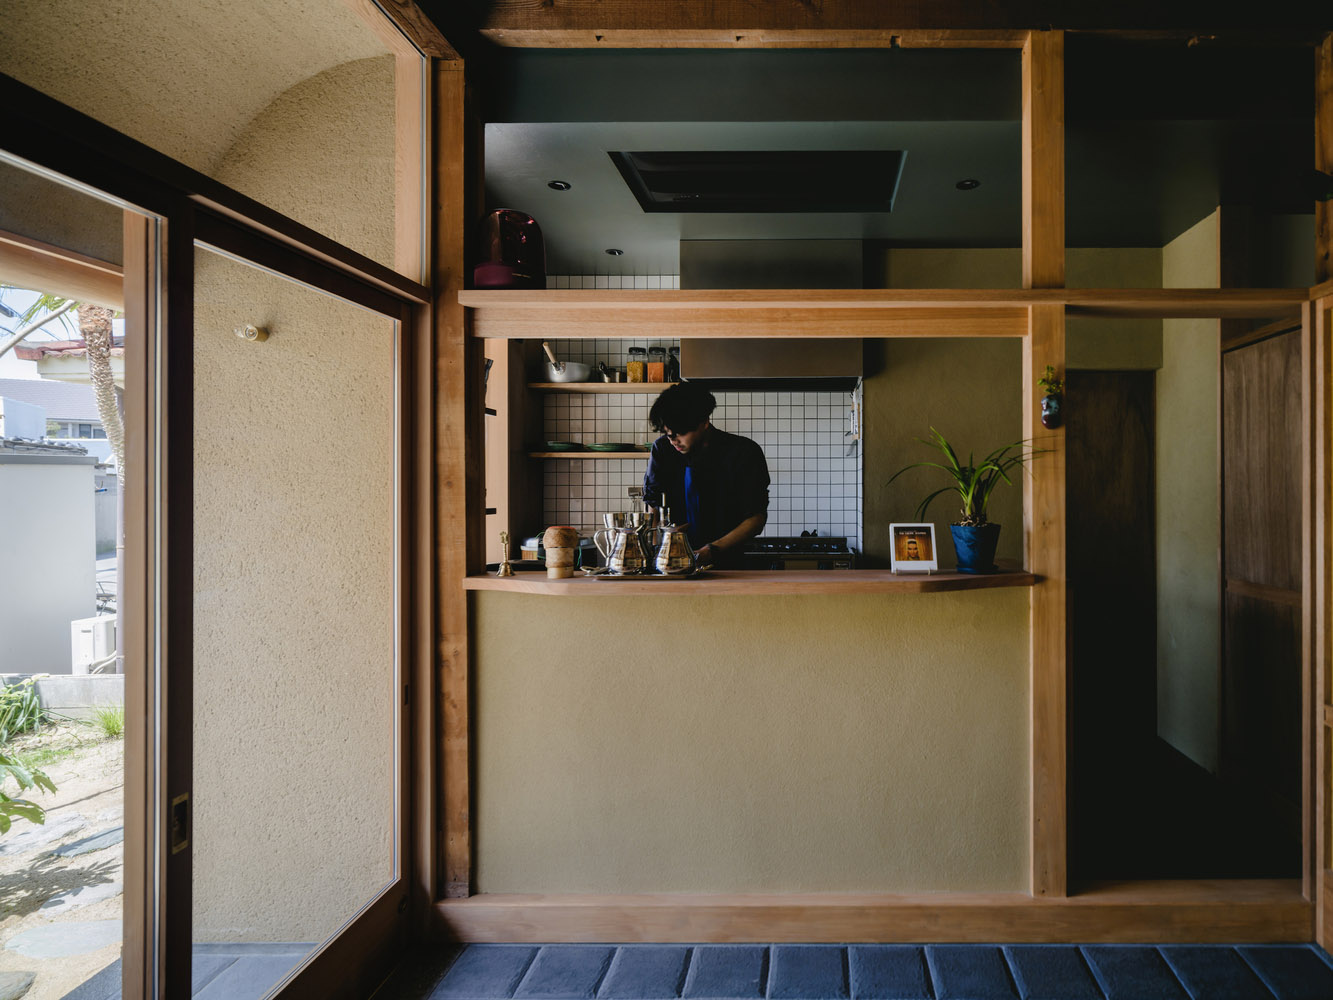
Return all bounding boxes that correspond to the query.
[0,749,55,834]
[0,678,44,745]
[90,702,125,739]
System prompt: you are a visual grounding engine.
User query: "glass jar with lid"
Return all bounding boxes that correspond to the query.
[647,346,667,383]
[626,347,648,383]
[666,346,680,383]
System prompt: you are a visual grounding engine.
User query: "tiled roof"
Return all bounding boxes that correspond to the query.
[0,377,101,421]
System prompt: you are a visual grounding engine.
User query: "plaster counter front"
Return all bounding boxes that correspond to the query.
[464,567,1037,595]
[470,584,1033,895]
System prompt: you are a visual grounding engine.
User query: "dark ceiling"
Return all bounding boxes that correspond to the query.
[469,39,1314,275]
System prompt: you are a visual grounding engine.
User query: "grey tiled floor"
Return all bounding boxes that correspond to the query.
[59,944,311,1000]
[375,943,1333,1000]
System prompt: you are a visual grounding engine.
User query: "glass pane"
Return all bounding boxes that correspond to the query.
[0,152,144,999]
[1,0,416,273]
[192,246,397,997]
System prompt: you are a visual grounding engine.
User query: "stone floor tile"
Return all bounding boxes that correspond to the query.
[1082,946,1188,1000]
[926,946,1018,1000]
[768,946,847,1000]
[56,960,119,1000]
[598,946,692,999]
[434,945,540,999]
[681,945,768,999]
[191,954,239,994]
[1003,946,1101,1000]
[51,827,123,859]
[192,955,301,1000]
[4,920,120,959]
[1238,945,1333,1000]
[1159,946,1274,1000]
[847,946,931,1000]
[515,946,616,999]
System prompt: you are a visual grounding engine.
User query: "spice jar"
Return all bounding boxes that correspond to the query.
[647,346,666,383]
[626,347,647,383]
[666,346,680,382]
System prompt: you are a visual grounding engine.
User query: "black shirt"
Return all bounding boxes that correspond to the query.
[642,427,770,560]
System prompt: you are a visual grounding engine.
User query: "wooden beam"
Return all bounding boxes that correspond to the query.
[1025,304,1067,898]
[1318,34,1332,284]
[346,0,460,59]
[477,28,1026,49]
[435,62,482,901]
[435,881,1310,944]
[1304,301,1318,904]
[1022,30,1065,289]
[0,229,122,309]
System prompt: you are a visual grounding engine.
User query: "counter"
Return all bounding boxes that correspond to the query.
[464,567,1038,595]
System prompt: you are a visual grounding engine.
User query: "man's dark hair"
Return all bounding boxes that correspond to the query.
[649,381,716,434]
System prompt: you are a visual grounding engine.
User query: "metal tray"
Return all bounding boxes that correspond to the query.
[590,569,709,581]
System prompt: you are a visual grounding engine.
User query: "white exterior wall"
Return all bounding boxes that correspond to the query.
[0,455,96,674]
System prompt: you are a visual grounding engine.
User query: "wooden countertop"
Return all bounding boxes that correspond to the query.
[464,567,1038,595]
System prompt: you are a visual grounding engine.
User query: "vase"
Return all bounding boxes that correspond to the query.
[1040,393,1062,429]
[950,522,1001,573]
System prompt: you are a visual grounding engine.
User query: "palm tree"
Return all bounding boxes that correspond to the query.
[0,290,125,474]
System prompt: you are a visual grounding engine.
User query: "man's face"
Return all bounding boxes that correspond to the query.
[664,420,709,455]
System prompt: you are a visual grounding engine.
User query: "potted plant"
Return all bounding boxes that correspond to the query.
[888,427,1046,573]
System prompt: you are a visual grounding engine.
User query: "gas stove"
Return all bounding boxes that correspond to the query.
[739,534,856,571]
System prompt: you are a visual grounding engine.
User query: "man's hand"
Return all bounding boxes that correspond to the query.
[696,543,715,565]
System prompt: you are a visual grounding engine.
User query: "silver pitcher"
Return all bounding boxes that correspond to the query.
[627,508,660,552]
[655,522,698,575]
[593,525,649,575]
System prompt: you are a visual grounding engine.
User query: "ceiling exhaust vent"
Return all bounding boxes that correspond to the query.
[609,150,906,214]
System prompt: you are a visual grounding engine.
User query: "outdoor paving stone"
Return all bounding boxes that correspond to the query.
[59,960,119,1000]
[192,954,300,1000]
[515,946,616,999]
[0,970,35,1000]
[38,880,123,916]
[681,946,768,999]
[3,919,120,959]
[1002,946,1101,1000]
[847,945,931,1000]
[1160,946,1274,1000]
[0,813,86,857]
[925,946,1018,1000]
[51,826,123,858]
[768,945,848,1000]
[1081,946,1189,1000]
[598,946,692,998]
[434,945,538,998]
[1237,945,1333,1000]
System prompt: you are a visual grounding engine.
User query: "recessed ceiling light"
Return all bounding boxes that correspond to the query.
[548,180,572,191]
[955,178,981,190]
[605,248,624,256]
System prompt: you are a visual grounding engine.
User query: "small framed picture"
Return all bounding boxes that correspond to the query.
[890,523,938,573]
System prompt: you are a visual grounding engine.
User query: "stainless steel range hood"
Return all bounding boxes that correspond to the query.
[679,239,863,391]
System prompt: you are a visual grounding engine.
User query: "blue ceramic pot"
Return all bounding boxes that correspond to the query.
[950,522,1001,573]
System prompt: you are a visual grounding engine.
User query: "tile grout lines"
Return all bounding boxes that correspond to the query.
[427,942,1333,1000]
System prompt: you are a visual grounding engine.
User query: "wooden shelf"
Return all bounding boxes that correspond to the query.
[464,568,1038,595]
[530,451,646,459]
[458,287,1310,340]
[530,382,678,393]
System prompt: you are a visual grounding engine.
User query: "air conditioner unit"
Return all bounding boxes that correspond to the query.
[71,614,117,674]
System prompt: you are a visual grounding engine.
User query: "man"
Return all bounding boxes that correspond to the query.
[642,382,769,567]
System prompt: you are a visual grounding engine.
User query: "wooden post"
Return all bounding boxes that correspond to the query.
[1022,29,1065,289]
[435,60,484,901]
[1317,34,1331,284]
[1025,304,1067,898]
[1314,295,1332,949]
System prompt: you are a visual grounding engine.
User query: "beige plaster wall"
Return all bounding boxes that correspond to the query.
[191,248,396,943]
[0,0,394,267]
[475,589,1030,893]
[1157,210,1221,772]
[188,59,398,942]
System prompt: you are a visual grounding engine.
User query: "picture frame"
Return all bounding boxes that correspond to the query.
[889,522,938,573]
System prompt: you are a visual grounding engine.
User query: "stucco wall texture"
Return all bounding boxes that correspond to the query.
[475,589,1031,893]
[188,54,398,941]
[0,0,394,268]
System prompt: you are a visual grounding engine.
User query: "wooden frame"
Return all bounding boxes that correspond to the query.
[0,228,123,309]
[1315,295,1333,950]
